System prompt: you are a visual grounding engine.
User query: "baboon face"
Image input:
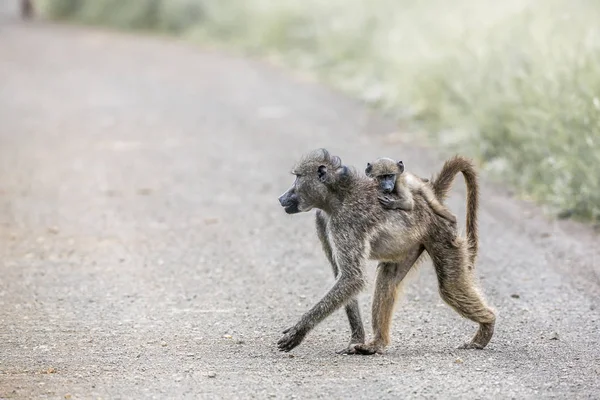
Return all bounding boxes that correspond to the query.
[278,174,316,214]
[365,158,404,194]
[278,149,348,214]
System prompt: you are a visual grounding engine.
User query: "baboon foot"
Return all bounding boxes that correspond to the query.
[278,325,308,352]
[439,211,457,227]
[347,340,385,355]
[458,341,485,350]
[458,321,495,350]
[336,342,363,355]
[447,214,457,225]
[336,333,366,354]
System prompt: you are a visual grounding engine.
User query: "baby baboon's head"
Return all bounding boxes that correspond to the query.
[365,158,404,194]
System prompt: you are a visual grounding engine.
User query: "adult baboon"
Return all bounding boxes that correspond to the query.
[277,149,494,354]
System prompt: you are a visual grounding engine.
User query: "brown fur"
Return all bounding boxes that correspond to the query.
[278,149,494,354]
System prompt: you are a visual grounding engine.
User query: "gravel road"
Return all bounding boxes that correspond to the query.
[1,9,599,400]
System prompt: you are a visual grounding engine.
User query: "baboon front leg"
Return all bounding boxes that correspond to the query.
[379,185,414,211]
[337,299,365,354]
[378,195,413,210]
[431,250,496,349]
[278,232,367,352]
[351,246,425,355]
[315,211,365,352]
[278,272,365,352]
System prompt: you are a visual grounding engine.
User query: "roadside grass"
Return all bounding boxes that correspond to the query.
[38,0,600,221]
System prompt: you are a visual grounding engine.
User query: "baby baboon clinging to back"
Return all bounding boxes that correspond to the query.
[365,157,457,225]
[277,149,494,354]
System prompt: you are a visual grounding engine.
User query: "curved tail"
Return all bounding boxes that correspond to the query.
[432,156,479,264]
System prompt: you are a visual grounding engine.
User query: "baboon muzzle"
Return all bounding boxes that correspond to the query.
[380,178,395,194]
[278,190,300,214]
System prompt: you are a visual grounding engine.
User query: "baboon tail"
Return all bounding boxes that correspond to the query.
[432,156,479,264]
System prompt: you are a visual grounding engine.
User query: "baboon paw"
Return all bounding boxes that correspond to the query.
[378,197,399,210]
[348,343,383,355]
[277,326,307,352]
[336,343,363,355]
[336,346,356,355]
[378,196,392,205]
[458,341,485,350]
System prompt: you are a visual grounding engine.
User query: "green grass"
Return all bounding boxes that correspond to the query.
[39,0,600,221]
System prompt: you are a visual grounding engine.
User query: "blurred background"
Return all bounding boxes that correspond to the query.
[23,0,600,222]
[2,2,599,397]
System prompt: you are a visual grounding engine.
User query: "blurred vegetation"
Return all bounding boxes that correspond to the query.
[39,0,600,221]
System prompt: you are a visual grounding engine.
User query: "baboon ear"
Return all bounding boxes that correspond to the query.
[317,165,327,182]
[335,165,349,178]
[365,163,372,174]
[397,160,405,173]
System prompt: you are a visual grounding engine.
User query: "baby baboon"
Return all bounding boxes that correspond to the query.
[277,149,494,354]
[365,157,457,225]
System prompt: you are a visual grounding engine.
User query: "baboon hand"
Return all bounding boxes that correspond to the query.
[378,196,399,209]
[335,341,365,355]
[348,341,384,355]
[278,325,308,352]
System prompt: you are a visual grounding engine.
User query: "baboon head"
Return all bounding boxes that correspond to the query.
[278,149,350,214]
[365,157,404,194]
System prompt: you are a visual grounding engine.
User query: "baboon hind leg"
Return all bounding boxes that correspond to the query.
[421,189,457,224]
[430,201,457,224]
[431,248,495,349]
[351,246,425,355]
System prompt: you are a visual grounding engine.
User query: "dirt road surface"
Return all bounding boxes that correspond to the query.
[1,8,599,400]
